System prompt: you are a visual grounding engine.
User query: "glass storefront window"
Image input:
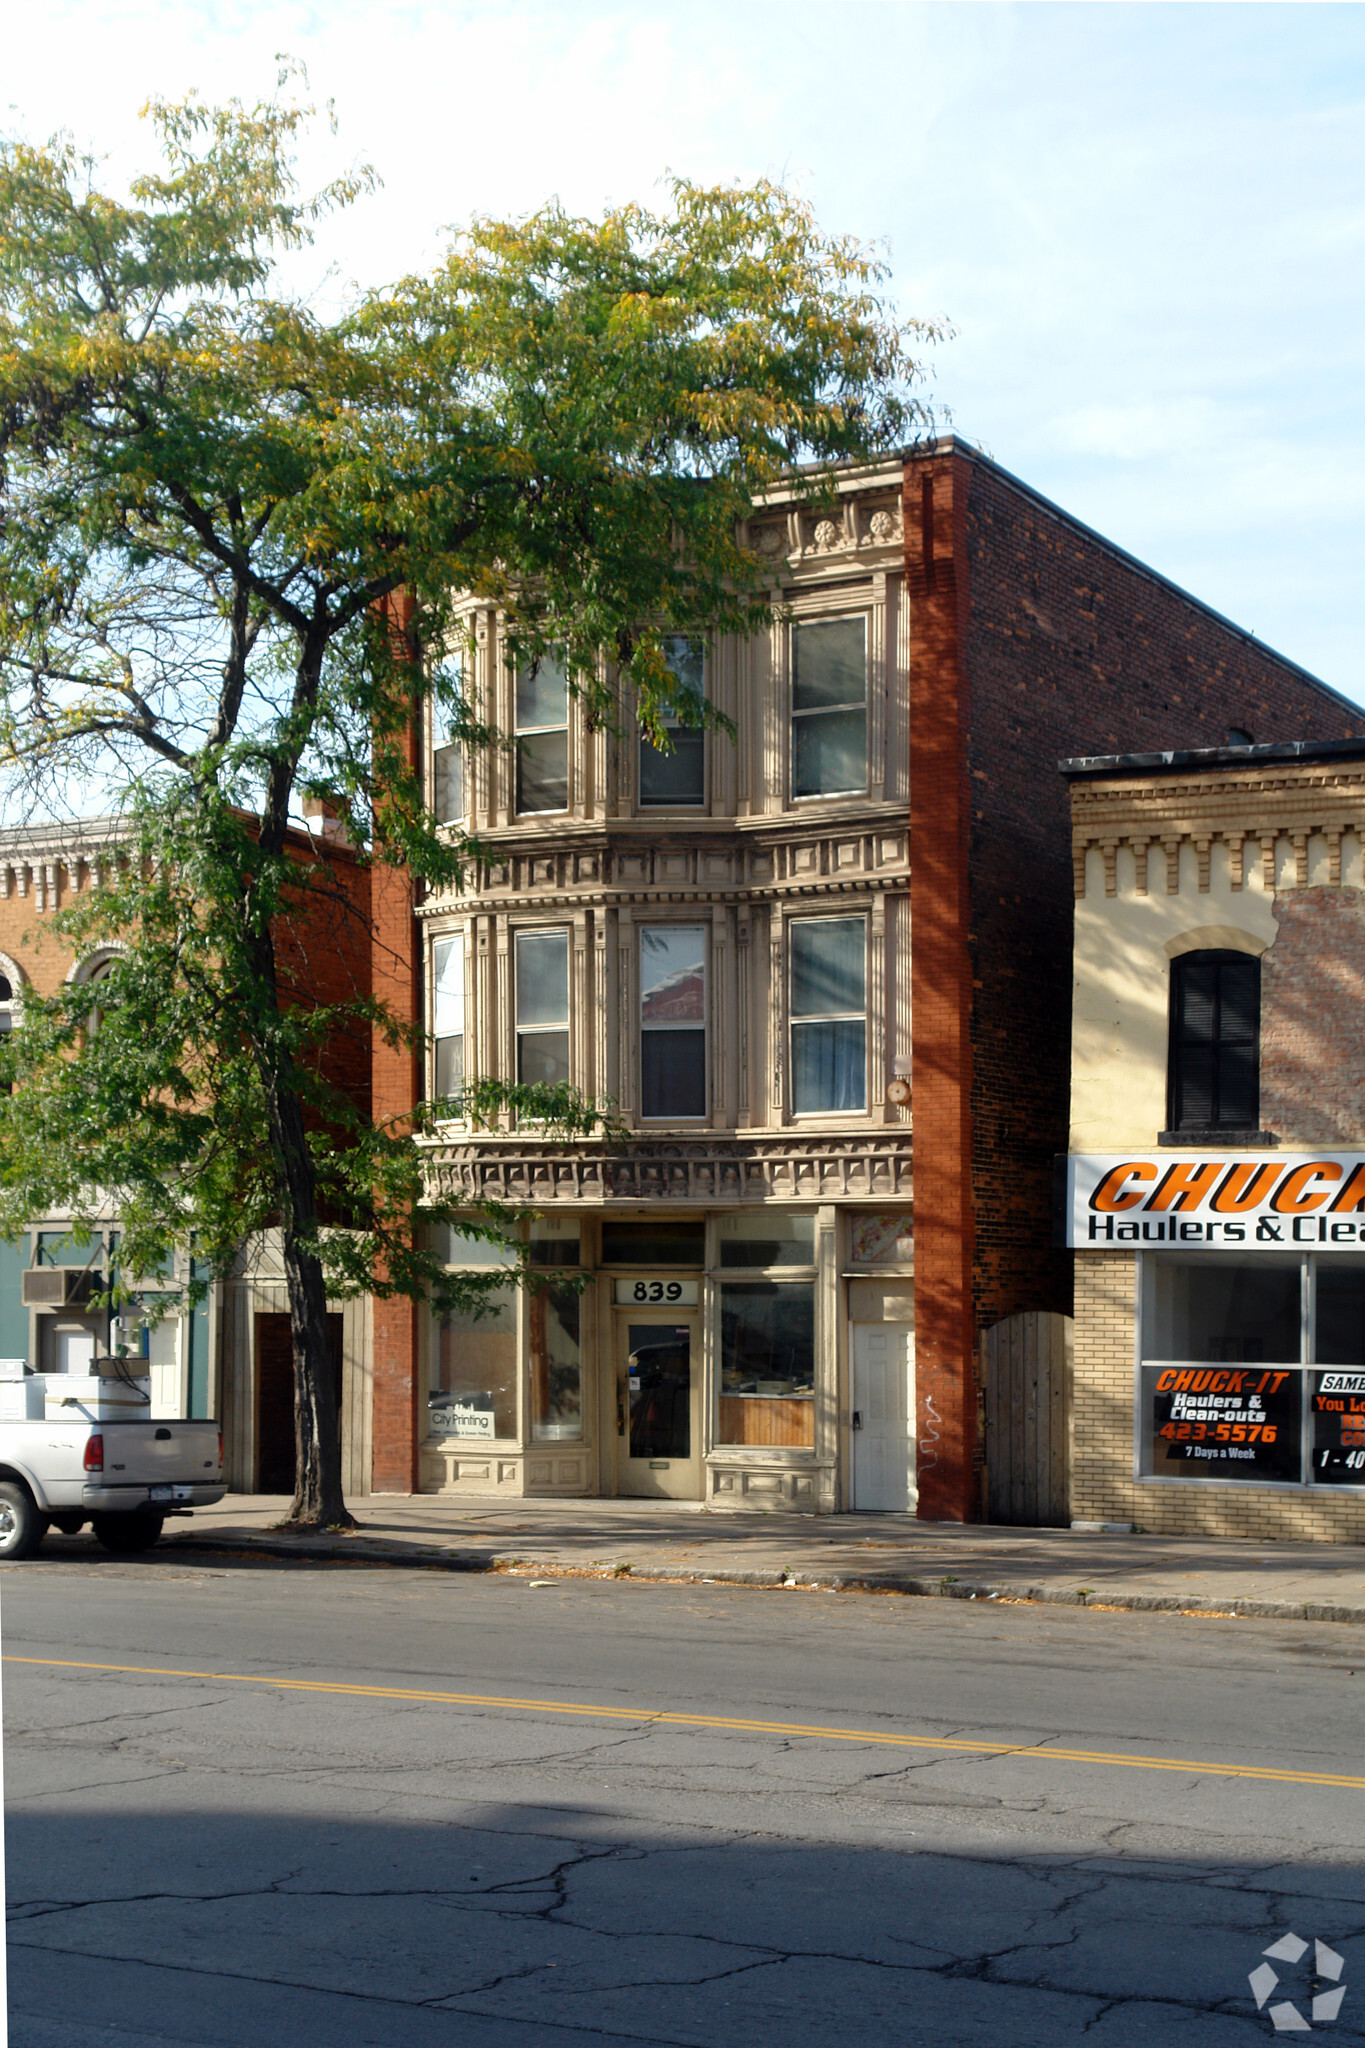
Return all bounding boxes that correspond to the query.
[1138,1253,1365,1488]
[438,1226,518,1267]
[1146,1261,1301,1364]
[529,1279,582,1440]
[601,1220,705,1266]
[529,1219,581,1267]
[717,1213,815,1268]
[431,1291,517,1439]
[717,1281,815,1447]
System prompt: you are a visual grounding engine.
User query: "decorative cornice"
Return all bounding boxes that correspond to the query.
[419,826,909,917]
[423,1131,913,1206]
[1071,764,1365,898]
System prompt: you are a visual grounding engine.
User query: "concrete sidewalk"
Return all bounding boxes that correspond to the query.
[155,1492,1365,1625]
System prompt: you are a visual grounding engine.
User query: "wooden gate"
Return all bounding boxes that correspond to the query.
[980,1311,1072,1526]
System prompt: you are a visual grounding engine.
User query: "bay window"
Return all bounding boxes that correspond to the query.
[792,617,867,797]
[431,935,464,1099]
[640,925,706,1119]
[516,656,569,813]
[639,635,705,808]
[790,917,866,1113]
[516,929,570,1087]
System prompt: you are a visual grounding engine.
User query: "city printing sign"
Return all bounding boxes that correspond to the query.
[1066,1153,1365,1250]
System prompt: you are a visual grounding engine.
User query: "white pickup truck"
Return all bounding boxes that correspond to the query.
[0,1376,224,1558]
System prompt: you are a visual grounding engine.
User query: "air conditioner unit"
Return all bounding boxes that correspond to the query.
[21,1267,99,1310]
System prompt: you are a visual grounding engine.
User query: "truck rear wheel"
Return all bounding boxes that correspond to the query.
[0,1481,47,1561]
[91,1512,165,1555]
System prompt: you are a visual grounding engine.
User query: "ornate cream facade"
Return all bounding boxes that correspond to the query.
[418,464,919,1512]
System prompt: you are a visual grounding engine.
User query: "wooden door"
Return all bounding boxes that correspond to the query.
[254,1312,343,1494]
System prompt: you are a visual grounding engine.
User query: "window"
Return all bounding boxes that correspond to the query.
[1138,1253,1365,1490]
[515,656,569,813]
[429,1227,517,1440]
[1168,950,1259,1133]
[790,917,866,1113]
[601,1219,705,1266]
[431,1295,517,1438]
[434,651,467,823]
[81,954,119,1037]
[718,1281,815,1446]
[792,617,867,797]
[529,1278,583,1440]
[0,973,13,1092]
[515,929,570,1087]
[434,741,463,824]
[640,925,706,1119]
[717,1213,815,1268]
[432,936,464,1099]
[639,636,705,808]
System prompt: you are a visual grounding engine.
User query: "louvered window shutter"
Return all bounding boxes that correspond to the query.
[1169,951,1260,1132]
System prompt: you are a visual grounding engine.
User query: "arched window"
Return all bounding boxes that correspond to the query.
[0,958,22,1092]
[73,952,120,1038]
[1167,949,1260,1134]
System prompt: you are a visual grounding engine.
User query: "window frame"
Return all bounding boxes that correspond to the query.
[1166,947,1261,1137]
[514,654,570,816]
[790,614,869,802]
[514,925,572,1091]
[638,922,708,1123]
[637,634,707,813]
[430,930,466,1105]
[787,913,869,1118]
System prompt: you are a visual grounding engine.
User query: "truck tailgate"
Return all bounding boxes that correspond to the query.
[98,1421,221,1487]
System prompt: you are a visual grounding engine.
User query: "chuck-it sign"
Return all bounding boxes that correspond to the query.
[1066,1153,1365,1249]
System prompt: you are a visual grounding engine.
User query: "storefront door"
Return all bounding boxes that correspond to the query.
[616,1316,702,1499]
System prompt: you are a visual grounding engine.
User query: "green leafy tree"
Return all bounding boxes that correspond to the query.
[0,78,943,1524]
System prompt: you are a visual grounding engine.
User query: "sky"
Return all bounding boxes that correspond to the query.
[5,0,1365,700]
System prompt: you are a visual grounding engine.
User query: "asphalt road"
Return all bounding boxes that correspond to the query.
[2,1551,1364,2047]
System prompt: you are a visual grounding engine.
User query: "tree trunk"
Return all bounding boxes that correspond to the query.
[247,895,355,1528]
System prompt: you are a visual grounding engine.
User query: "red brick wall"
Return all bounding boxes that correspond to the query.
[904,443,1365,1521]
[906,453,977,1520]
[370,592,424,1494]
[273,830,372,1126]
[1261,889,1365,1146]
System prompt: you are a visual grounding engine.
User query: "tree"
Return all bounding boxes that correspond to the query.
[0,78,944,1525]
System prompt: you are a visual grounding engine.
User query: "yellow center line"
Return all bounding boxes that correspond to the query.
[5,1654,1359,1790]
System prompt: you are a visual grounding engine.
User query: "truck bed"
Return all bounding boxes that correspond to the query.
[0,1416,224,1515]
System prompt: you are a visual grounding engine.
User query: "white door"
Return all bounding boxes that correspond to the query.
[148,1318,185,1419]
[851,1323,916,1512]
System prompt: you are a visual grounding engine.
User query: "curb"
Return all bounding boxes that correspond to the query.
[156,1531,1365,1625]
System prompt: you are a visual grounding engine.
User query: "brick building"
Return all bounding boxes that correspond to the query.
[1064,739,1365,1539]
[366,437,1364,1521]
[0,811,376,1495]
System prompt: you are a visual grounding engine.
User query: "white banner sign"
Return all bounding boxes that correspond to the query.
[1066,1153,1365,1250]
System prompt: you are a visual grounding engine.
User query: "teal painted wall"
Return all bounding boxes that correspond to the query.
[0,1240,28,1359]
[188,1265,211,1418]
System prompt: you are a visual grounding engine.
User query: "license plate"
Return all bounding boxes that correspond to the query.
[148,1484,191,1503]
